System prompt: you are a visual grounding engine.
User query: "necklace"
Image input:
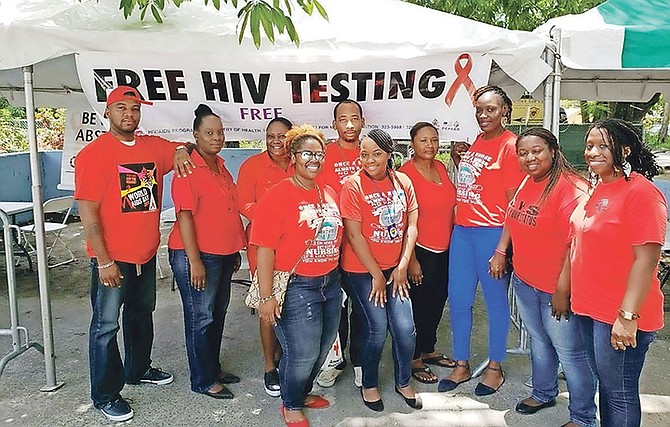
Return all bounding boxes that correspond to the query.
[292,175,313,191]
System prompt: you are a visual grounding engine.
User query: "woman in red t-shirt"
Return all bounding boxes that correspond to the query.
[490,128,596,426]
[340,129,421,411]
[440,86,525,396]
[237,117,293,398]
[398,122,457,384]
[570,119,667,426]
[250,125,343,427]
[168,105,246,399]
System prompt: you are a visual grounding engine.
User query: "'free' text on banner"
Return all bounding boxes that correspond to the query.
[76,51,491,142]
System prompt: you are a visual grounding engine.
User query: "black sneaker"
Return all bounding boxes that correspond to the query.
[137,367,174,385]
[99,396,133,422]
[263,369,281,397]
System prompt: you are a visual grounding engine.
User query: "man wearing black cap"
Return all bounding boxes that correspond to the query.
[75,86,193,422]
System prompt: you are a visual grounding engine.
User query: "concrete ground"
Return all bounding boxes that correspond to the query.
[1,222,670,426]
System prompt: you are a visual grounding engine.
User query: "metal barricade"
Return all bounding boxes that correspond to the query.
[0,209,45,378]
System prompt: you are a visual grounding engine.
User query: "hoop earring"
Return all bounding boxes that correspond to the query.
[501,116,509,128]
[622,159,632,177]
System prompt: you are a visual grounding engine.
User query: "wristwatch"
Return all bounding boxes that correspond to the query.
[618,308,640,321]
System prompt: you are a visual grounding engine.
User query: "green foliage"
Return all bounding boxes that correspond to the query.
[0,98,66,153]
[405,0,605,31]
[114,0,328,47]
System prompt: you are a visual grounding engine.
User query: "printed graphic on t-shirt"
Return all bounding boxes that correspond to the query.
[119,162,159,213]
[299,202,342,263]
[456,151,492,205]
[507,200,539,227]
[366,189,407,244]
[335,158,362,185]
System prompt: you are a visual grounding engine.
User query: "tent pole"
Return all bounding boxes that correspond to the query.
[22,66,63,392]
[550,27,563,138]
[542,39,556,132]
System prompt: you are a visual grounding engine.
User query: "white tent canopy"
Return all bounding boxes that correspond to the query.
[534,0,670,102]
[1,0,551,106]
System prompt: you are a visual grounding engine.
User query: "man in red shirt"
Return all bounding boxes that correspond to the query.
[316,100,365,388]
[75,86,192,422]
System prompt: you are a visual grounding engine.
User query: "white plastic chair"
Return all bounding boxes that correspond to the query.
[20,196,75,268]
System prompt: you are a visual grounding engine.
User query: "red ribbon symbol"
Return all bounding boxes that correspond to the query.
[444,53,477,107]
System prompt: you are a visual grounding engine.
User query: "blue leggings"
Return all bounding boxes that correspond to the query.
[448,225,510,362]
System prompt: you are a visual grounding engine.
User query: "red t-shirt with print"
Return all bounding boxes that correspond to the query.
[570,172,667,332]
[455,130,525,227]
[340,171,419,273]
[316,141,361,194]
[506,174,587,294]
[74,132,178,264]
[168,150,245,255]
[399,159,456,252]
[250,179,342,277]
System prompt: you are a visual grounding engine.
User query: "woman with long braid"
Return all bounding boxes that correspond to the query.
[490,128,596,426]
[570,119,666,426]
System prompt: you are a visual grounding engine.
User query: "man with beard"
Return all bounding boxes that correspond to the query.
[75,86,193,422]
[316,99,365,388]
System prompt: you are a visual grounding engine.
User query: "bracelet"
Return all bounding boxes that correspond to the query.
[259,295,274,304]
[175,145,187,152]
[618,308,640,321]
[97,260,115,270]
[494,248,507,256]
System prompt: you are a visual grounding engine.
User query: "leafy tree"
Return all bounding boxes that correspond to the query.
[405,0,605,31]
[115,0,328,47]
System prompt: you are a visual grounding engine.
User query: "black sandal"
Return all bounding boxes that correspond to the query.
[437,361,471,392]
[412,365,438,384]
[474,365,505,396]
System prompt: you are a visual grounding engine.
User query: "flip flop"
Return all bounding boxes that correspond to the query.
[412,365,438,384]
[422,354,457,368]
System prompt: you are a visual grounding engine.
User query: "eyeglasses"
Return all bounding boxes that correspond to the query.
[296,150,325,162]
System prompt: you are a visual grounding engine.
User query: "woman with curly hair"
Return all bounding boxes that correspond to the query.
[251,125,343,427]
[570,119,666,427]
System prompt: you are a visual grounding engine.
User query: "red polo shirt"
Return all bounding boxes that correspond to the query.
[237,151,294,221]
[168,150,245,255]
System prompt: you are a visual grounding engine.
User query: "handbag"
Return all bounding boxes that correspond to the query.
[245,185,325,312]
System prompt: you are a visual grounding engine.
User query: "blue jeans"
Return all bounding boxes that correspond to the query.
[513,275,597,427]
[169,249,237,393]
[89,257,157,407]
[273,269,342,410]
[344,269,416,389]
[448,226,510,361]
[576,315,656,427]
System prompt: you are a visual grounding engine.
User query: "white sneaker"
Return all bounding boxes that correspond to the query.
[316,366,344,388]
[353,366,362,388]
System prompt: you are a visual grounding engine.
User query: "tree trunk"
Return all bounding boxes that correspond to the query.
[659,101,669,142]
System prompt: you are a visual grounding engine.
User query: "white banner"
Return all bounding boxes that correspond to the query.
[76,51,490,143]
[59,95,107,191]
